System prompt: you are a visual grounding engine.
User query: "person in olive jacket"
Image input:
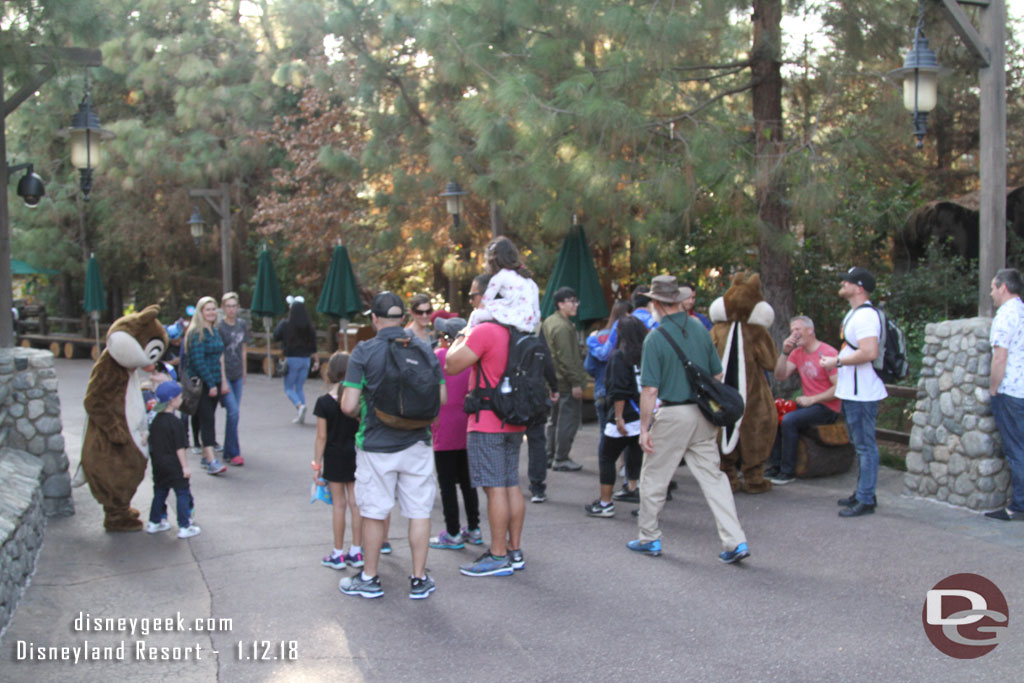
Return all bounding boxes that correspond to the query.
[541,287,588,472]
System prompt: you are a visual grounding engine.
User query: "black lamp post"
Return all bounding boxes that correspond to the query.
[187,206,205,245]
[887,3,949,149]
[57,83,114,201]
[439,180,467,229]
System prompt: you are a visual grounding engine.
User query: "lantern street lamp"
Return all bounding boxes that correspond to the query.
[888,0,1005,316]
[187,206,205,245]
[439,180,467,228]
[887,6,950,149]
[57,82,114,201]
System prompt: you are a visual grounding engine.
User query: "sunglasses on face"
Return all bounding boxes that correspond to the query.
[414,308,432,315]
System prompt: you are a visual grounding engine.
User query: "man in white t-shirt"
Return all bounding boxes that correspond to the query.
[819,267,887,517]
[986,268,1024,521]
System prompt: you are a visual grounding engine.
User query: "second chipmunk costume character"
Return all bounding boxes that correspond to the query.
[709,273,778,493]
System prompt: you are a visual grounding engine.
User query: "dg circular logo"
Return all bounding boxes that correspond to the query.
[922,573,1009,658]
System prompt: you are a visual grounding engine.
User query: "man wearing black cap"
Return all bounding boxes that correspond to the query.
[819,267,888,517]
[339,291,445,599]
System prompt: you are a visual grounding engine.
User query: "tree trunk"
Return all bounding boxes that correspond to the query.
[751,0,793,346]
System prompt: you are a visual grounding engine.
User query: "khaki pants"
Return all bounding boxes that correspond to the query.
[637,404,746,549]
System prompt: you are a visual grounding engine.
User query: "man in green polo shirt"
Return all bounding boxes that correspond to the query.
[627,275,750,564]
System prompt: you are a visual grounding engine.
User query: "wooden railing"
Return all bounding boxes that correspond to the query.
[876,384,918,445]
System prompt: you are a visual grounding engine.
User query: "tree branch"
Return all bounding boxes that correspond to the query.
[650,80,758,127]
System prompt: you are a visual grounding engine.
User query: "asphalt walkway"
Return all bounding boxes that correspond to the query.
[0,358,1021,682]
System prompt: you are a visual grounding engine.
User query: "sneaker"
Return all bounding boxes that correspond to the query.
[770,473,795,485]
[530,488,548,504]
[215,444,224,453]
[380,541,392,555]
[344,551,364,568]
[719,542,750,564]
[612,487,639,503]
[764,466,780,479]
[200,456,210,466]
[552,458,583,472]
[409,574,436,600]
[190,446,203,455]
[206,459,227,475]
[509,548,525,570]
[585,500,615,517]
[460,527,484,545]
[229,455,245,466]
[339,573,383,599]
[459,550,514,577]
[293,404,307,424]
[177,525,202,539]
[321,553,346,570]
[984,508,1024,521]
[626,538,662,556]
[429,530,465,550]
[145,520,171,534]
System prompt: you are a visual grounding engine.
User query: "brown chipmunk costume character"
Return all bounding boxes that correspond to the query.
[81,305,168,531]
[709,273,778,493]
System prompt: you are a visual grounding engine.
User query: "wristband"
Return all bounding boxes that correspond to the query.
[836,358,842,368]
[311,461,322,470]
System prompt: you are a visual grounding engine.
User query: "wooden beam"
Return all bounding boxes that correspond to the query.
[26,46,102,67]
[1,65,55,118]
[935,0,991,66]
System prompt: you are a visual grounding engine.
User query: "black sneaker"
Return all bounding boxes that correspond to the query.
[530,487,547,503]
[837,492,858,506]
[584,500,615,517]
[339,573,383,599]
[509,548,525,570]
[409,574,436,599]
[770,473,795,485]
[764,466,780,479]
[612,487,640,503]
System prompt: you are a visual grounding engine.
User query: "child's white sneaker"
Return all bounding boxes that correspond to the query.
[146,520,171,534]
[177,525,202,539]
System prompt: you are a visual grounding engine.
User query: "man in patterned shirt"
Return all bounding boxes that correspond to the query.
[986,268,1024,521]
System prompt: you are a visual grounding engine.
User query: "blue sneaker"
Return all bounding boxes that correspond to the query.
[409,574,436,600]
[430,530,465,550]
[321,553,346,570]
[460,526,484,545]
[626,538,662,556]
[459,550,514,577]
[380,541,392,555]
[344,551,364,568]
[719,542,750,564]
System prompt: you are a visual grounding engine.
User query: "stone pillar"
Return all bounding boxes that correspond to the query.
[0,348,73,517]
[903,318,1009,510]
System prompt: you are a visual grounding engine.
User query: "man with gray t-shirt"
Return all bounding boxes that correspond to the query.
[217,292,251,466]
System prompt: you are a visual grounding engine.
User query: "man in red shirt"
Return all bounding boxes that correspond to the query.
[767,315,841,485]
[446,300,530,576]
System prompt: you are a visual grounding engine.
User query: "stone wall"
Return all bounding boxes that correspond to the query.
[0,348,73,517]
[0,449,45,636]
[903,317,1010,510]
[0,347,73,636]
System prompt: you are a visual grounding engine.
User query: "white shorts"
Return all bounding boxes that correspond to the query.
[354,441,436,520]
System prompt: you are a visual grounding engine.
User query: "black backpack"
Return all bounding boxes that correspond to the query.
[373,335,441,430]
[848,304,909,383]
[465,326,551,427]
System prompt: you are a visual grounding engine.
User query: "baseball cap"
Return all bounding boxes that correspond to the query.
[368,291,405,318]
[154,381,182,411]
[840,267,876,293]
[434,317,467,339]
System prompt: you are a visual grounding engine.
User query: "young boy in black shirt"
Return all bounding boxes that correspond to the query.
[146,381,202,539]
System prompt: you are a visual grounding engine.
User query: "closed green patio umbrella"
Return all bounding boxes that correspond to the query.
[83,254,107,354]
[540,224,609,326]
[251,247,286,374]
[316,244,362,352]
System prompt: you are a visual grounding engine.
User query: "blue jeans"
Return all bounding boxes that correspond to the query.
[990,393,1024,513]
[770,404,839,477]
[842,400,880,505]
[150,484,192,528]
[222,377,244,458]
[284,357,310,408]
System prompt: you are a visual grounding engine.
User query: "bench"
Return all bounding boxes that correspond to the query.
[795,420,855,478]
